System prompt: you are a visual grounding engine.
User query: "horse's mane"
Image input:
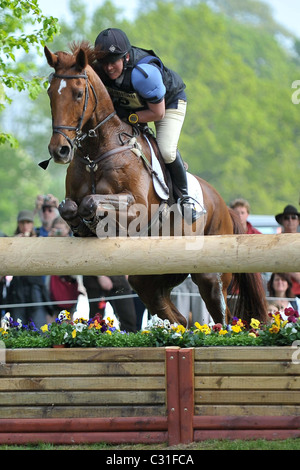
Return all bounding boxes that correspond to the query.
[54,41,96,68]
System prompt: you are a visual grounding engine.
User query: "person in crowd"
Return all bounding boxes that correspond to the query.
[47,217,85,321]
[48,216,72,237]
[93,27,201,223]
[83,275,137,332]
[267,273,300,317]
[275,205,300,297]
[6,210,51,328]
[34,194,59,237]
[275,204,300,234]
[14,210,36,237]
[229,198,267,300]
[171,275,213,328]
[229,198,262,234]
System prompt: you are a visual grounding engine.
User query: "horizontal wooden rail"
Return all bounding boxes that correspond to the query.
[0,233,299,275]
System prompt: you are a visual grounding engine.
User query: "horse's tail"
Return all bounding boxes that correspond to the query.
[229,209,268,324]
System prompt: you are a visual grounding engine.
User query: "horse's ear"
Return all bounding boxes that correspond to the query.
[76,48,88,72]
[44,46,58,68]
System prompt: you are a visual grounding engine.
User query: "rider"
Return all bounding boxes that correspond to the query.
[94,27,201,223]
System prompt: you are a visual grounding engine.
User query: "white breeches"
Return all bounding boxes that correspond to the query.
[154,99,187,164]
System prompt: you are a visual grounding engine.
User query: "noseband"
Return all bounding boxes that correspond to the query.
[51,71,116,149]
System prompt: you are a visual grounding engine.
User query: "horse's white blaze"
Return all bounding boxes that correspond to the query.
[58,79,67,95]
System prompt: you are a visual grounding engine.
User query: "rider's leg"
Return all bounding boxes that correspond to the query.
[155,100,202,223]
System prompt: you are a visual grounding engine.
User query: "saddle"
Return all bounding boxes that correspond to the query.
[136,126,205,213]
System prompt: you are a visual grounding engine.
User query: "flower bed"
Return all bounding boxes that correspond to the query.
[1,308,300,349]
[1,309,300,445]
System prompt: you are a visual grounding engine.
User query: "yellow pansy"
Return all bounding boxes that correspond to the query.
[250,318,260,330]
[269,324,280,334]
[248,332,257,338]
[219,329,228,336]
[231,325,242,333]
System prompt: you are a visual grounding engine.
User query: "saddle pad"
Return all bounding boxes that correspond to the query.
[145,136,169,201]
[186,171,205,212]
[145,136,205,210]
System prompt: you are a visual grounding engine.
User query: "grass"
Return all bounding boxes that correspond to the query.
[2,438,300,451]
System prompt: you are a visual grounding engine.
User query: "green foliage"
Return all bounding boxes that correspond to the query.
[0,0,60,145]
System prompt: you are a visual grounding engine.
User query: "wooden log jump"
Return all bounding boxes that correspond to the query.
[0,233,299,275]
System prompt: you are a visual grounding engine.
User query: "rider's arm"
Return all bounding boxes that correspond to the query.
[136,99,165,123]
[131,63,166,123]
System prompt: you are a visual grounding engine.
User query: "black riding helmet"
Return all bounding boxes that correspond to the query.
[95,28,131,63]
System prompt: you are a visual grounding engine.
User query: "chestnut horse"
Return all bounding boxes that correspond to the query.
[44,42,267,327]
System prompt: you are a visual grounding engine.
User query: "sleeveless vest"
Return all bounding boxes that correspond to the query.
[98,46,186,111]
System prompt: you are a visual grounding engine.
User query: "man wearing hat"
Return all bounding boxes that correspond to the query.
[275,205,300,234]
[275,204,300,297]
[35,194,59,237]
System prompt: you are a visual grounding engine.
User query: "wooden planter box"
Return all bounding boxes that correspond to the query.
[1,346,300,445]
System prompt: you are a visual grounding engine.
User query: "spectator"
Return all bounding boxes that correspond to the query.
[6,210,51,328]
[229,198,262,234]
[275,204,300,234]
[14,210,36,237]
[48,216,72,237]
[229,198,266,298]
[83,275,137,332]
[275,205,300,297]
[35,194,59,237]
[267,273,300,317]
[47,217,86,321]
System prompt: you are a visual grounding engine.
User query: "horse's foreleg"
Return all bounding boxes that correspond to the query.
[59,198,93,237]
[78,193,136,236]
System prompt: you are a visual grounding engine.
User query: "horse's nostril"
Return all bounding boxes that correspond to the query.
[59,146,71,157]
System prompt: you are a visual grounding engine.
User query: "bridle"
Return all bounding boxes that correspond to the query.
[51,70,116,149]
[39,69,116,169]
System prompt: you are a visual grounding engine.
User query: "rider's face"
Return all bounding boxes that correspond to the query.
[102,58,124,80]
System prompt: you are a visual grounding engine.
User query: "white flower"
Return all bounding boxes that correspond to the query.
[1,313,10,331]
[58,310,69,321]
[171,332,182,338]
[75,323,87,333]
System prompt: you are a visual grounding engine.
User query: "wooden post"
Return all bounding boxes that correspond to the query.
[165,347,181,446]
[178,348,194,444]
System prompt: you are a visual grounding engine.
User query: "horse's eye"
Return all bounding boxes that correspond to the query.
[75,90,84,101]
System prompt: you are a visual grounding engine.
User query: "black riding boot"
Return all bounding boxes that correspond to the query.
[166,151,202,224]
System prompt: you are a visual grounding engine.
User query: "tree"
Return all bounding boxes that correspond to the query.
[0,0,60,146]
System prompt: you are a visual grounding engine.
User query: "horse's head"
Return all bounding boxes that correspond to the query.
[45,43,102,165]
